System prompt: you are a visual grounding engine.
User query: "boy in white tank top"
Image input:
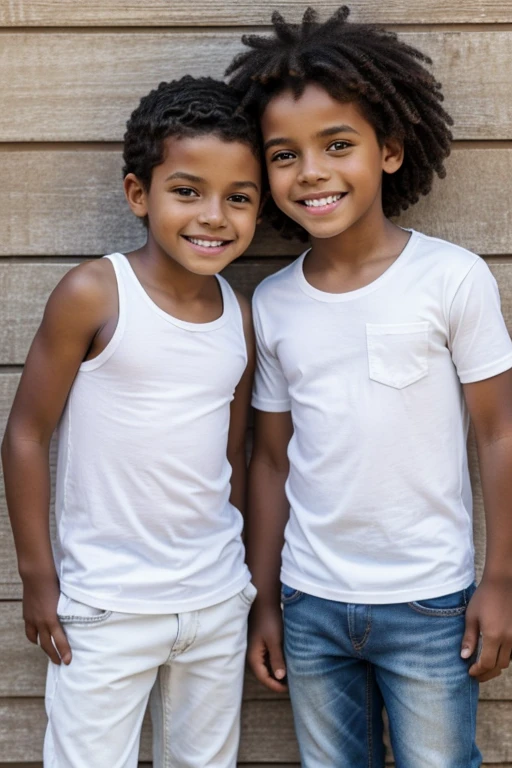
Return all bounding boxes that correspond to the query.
[227,8,512,767]
[2,76,262,767]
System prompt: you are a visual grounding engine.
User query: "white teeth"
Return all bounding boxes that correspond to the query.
[188,238,225,247]
[303,194,343,208]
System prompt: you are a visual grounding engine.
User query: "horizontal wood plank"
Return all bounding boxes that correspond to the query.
[1,258,512,366]
[1,31,511,141]
[0,0,510,26]
[1,148,512,257]
[0,698,510,762]
[0,260,291,365]
[0,601,510,700]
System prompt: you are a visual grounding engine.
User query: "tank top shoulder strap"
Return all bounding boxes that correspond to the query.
[216,274,248,365]
[217,274,245,333]
[79,253,128,372]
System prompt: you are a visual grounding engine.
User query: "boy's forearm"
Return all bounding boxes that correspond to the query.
[246,457,289,605]
[477,433,512,583]
[2,432,56,580]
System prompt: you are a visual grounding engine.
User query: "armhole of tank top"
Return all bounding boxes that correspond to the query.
[79,254,127,372]
[217,274,248,368]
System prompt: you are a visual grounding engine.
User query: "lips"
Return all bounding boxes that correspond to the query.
[183,236,232,248]
[182,235,233,256]
[300,193,344,208]
[295,191,347,215]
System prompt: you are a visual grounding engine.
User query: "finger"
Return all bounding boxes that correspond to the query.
[497,643,512,671]
[469,635,499,677]
[267,637,287,682]
[37,627,62,666]
[248,641,287,693]
[461,615,479,660]
[476,667,502,684]
[24,622,38,645]
[50,622,72,665]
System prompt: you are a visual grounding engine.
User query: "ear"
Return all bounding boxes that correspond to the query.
[381,137,404,175]
[124,173,148,219]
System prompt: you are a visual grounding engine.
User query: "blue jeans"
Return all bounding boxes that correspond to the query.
[282,584,481,768]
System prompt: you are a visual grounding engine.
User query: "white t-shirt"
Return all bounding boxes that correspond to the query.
[252,230,512,604]
[55,253,251,613]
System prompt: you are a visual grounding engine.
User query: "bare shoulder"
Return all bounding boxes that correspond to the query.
[44,258,117,329]
[50,258,115,308]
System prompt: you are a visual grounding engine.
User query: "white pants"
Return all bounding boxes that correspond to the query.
[44,584,256,768]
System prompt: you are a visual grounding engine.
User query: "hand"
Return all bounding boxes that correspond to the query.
[247,601,287,693]
[461,578,512,682]
[22,574,72,665]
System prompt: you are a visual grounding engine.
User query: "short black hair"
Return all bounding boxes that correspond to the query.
[226,6,453,241]
[123,75,261,191]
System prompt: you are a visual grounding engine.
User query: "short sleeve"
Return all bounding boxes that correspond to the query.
[449,257,512,383]
[251,292,291,412]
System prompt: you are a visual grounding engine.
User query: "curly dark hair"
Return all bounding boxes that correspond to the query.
[226,6,453,241]
[123,75,261,192]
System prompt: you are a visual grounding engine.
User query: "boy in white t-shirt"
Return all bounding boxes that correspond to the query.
[2,77,262,767]
[227,8,512,766]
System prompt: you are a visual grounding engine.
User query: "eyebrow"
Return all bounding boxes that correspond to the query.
[165,172,259,192]
[264,124,360,151]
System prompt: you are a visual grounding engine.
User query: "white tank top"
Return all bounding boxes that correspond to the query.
[54,253,250,613]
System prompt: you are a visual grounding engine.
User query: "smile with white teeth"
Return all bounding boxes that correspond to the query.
[301,193,343,207]
[186,237,228,247]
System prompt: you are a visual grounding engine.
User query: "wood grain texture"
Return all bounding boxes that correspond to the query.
[0,260,291,364]
[1,258,511,365]
[0,601,510,700]
[1,31,511,141]
[0,698,510,762]
[2,148,512,257]
[0,0,510,26]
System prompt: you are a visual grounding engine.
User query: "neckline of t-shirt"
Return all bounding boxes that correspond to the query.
[294,229,419,303]
[115,253,229,332]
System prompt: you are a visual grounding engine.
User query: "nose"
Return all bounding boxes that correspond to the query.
[297,152,331,185]
[197,199,228,229]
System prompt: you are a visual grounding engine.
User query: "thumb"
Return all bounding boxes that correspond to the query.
[461,613,479,659]
[267,638,287,681]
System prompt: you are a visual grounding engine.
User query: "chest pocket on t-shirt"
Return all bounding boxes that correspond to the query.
[366,322,430,389]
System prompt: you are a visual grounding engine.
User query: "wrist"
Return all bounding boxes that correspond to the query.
[479,569,512,588]
[19,560,57,584]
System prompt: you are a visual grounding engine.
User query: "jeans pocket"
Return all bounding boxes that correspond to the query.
[57,594,112,625]
[366,322,429,389]
[281,583,304,605]
[408,584,475,617]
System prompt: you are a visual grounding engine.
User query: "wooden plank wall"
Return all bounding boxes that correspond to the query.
[1,0,512,764]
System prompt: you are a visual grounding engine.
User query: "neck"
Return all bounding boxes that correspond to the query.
[130,236,215,302]
[309,213,403,269]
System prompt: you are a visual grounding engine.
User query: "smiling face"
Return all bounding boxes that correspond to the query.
[124,134,261,276]
[261,84,403,243]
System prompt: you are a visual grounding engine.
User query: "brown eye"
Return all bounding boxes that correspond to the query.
[328,141,351,151]
[174,187,199,197]
[271,151,296,162]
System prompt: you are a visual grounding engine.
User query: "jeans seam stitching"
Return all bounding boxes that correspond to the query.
[366,662,373,768]
[163,667,171,768]
[407,603,466,617]
[354,609,372,651]
[58,610,112,624]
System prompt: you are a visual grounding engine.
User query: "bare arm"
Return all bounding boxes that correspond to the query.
[227,292,255,515]
[461,369,512,681]
[246,408,293,692]
[1,260,116,665]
